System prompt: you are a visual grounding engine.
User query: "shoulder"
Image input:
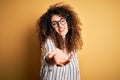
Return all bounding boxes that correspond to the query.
[45,38,55,49]
[45,38,54,45]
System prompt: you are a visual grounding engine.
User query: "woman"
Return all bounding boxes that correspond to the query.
[38,2,83,80]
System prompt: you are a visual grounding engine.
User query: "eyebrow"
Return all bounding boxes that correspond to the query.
[51,18,64,22]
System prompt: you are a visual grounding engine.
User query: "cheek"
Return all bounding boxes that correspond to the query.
[66,28,68,34]
[66,25,68,32]
[54,28,59,32]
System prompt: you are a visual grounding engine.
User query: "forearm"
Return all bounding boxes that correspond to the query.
[45,54,55,65]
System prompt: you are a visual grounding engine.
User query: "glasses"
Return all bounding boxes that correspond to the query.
[51,18,67,28]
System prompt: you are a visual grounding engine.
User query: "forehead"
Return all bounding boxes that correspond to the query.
[51,15,63,21]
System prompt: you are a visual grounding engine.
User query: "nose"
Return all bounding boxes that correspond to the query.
[57,22,63,28]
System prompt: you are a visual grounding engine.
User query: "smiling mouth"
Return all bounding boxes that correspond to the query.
[59,27,65,31]
[59,29,64,32]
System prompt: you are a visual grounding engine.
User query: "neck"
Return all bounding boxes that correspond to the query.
[62,35,66,39]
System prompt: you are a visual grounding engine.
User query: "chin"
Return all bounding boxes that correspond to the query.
[60,34,66,38]
[58,32,67,38]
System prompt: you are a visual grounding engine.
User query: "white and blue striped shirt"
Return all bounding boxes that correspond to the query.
[40,38,80,80]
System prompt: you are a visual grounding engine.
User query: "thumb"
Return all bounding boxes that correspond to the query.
[64,52,74,65]
[67,52,74,61]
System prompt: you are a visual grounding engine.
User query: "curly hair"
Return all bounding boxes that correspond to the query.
[37,2,83,53]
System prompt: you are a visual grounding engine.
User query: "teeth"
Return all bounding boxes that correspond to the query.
[59,29,64,32]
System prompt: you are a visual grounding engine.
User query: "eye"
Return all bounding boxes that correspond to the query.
[60,18,66,24]
[52,22,57,27]
[61,18,66,22]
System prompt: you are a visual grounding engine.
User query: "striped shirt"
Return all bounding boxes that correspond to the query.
[40,38,80,80]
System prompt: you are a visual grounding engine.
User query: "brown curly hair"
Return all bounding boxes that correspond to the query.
[37,2,83,53]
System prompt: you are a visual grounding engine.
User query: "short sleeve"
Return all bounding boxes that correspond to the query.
[40,38,55,73]
[41,39,55,61]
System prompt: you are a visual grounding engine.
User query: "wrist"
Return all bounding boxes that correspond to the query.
[45,54,55,65]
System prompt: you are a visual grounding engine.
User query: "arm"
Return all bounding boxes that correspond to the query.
[45,48,74,67]
[42,39,74,67]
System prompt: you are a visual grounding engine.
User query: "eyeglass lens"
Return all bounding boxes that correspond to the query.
[51,18,66,27]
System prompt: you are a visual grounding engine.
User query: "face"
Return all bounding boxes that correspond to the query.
[51,15,68,38]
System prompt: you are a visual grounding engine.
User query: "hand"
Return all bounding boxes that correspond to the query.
[63,51,74,65]
[47,48,74,67]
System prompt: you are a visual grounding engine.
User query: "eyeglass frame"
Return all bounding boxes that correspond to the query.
[51,17,67,28]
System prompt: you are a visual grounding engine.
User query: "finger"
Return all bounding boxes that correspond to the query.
[63,60,70,65]
[56,63,64,67]
[67,52,74,61]
[63,52,74,65]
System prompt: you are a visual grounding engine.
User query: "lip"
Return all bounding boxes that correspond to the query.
[59,29,65,32]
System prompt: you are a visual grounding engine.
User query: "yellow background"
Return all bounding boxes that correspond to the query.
[0,0,120,80]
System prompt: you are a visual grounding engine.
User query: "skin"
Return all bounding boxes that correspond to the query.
[51,15,68,38]
[45,15,74,67]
